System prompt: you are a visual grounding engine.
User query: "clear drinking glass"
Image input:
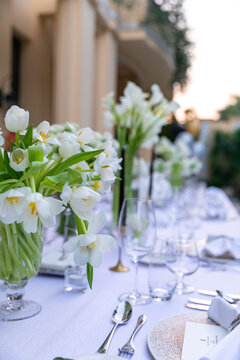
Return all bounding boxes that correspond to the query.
[166,237,199,294]
[118,198,156,305]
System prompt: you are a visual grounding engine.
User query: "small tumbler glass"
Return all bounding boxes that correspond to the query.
[64,265,88,292]
[148,237,177,301]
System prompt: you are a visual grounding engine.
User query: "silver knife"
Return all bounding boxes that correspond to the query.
[197,289,240,300]
[188,297,211,306]
[185,303,209,311]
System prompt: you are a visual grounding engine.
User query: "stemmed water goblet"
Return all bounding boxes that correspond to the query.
[166,236,199,294]
[118,198,156,305]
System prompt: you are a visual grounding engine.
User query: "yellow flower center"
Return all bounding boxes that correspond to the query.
[12,150,25,164]
[102,165,110,169]
[78,131,83,145]
[76,165,83,171]
[104,151,109,158]
[28,202,38,215]
[81,198,88,202]
[93,181,100,191]
[6,197,19,206]
[39,131,49,143]
[86,242,96,250]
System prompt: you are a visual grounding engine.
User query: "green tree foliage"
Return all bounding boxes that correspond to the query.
[209,129,240,195]
[219,96,240,120]
[143,0,192,88]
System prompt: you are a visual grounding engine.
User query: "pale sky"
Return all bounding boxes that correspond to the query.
[174,0,240,120]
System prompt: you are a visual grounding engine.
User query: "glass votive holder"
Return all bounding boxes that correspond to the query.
[148,237,177,301]
[64,265,88,292]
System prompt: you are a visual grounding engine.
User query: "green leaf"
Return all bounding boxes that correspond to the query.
[0,150,5,172]
[47,147,58,160]
[15,161,45,186]
[87,263,93,289]
[23,125,33,147]
[28,145,44,162]
[10,141,18,153]
[0,173,14,183]
[50,149,104,176]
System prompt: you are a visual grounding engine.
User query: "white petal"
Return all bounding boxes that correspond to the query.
[78,234,96,247]
[88,212,106,234]
[74,247,89,266]
[101,168,115,182]
[63,237,78,252]
[45,197,64,216]
[98,235,115,253]
[61,184,72,205]
[23,213,38,233]
[88,248,102,267]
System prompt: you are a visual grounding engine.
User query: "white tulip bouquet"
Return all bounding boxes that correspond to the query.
[155,136,202,190]
[0,106,120,288]
[103,82,179,221]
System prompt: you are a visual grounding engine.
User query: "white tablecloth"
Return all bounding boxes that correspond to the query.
[1,213,240,360]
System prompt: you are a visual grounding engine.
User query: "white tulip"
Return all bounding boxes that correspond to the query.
[58,133,80,159]
[73,161,91,184]
[0,129,4,146]
[61,184,101,220]
[64,211,115,267]
[0,187,31,224]
[34,121,60,146]
[150,84,164,106]
[77,127,94,146]
[10,148,29,172]
[20,192,64,233]
[4,105,29,133]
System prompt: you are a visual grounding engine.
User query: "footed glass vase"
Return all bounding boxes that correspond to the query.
[0,222,43,321]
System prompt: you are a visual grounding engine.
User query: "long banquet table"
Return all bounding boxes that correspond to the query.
[1,212,240,360]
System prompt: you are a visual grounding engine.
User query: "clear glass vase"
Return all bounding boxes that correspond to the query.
[0,222,43,321]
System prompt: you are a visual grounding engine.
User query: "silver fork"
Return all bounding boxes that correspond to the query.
[118,315,147,357]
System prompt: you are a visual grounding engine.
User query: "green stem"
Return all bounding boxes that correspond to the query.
[30,175,36,192]
[76,216,87,235]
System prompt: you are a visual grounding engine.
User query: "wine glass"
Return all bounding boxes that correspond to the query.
[118,198,156,305]
[166,237,199,294]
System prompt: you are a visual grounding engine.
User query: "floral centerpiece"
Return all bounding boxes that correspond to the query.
[154,136,202,191]
[103,82,179,222]
[0,105,120,321]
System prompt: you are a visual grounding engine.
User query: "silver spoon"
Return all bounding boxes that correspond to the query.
[97,301,132,354]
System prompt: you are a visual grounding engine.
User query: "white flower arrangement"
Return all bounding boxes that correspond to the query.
[103,82,179,219]
[154,136,202,190]
[0,106,120,287]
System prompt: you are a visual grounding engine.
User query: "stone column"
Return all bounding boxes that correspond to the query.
[94,29,118,132]
[54,0,96,127]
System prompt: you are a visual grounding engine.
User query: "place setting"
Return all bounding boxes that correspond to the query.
[1,2,240,359]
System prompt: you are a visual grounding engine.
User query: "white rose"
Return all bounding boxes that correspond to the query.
[4,105,29,133]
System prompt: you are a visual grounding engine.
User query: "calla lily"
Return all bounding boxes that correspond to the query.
[0,187,31,224]
[4,105,29,133]
[63,211,115,267]
[61,184,101,220]
[10,148,29,172]
[20,192,64,233]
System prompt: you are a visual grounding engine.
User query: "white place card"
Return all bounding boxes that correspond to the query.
[181,322,227,360]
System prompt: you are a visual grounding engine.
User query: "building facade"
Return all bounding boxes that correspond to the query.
[0,0,175,131]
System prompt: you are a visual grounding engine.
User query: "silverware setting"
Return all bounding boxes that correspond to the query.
[118,315,147,358]
[197,289,240,300]
[97,301,132,354]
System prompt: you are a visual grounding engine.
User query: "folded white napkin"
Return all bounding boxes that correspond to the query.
[208,296,239,330]
[204,187,238,220]
[202,235,240,259]
[41,250,75,272]
[200,324,240,360]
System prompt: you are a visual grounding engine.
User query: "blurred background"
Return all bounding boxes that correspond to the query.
[0,0,240,195]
